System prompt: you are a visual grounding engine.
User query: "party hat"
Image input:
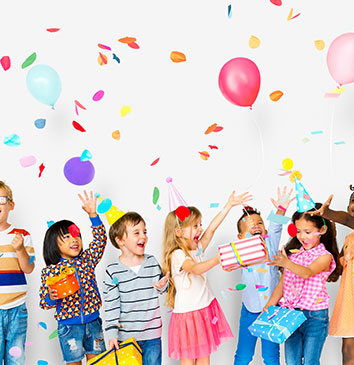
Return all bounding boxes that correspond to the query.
[97,195,125,225]
[295,177,315,213]
[166,177,190,221]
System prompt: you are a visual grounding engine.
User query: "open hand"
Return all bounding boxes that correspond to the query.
[311,195,333,217]
[228,191,253,207]
[268,246,289,268]
[78,190,97,217]
[271,186,295,212]
[152,272,170,290]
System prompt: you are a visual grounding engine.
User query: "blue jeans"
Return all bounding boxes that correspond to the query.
[136,337,161,365]
[57,317,106,363]
[285,308,329,365]
[0,303,28,365]
[234,304,280,365]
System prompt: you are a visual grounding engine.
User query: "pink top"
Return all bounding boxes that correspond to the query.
[280,243,336,310]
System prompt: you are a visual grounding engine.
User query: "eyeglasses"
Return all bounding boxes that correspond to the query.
[0,196,12,205]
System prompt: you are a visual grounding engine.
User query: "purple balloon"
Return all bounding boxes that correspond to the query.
[63,157,95,185]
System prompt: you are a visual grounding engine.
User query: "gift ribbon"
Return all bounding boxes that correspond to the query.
[89,341,142,364]
[46,267,75,286]
[252,319,291,341]
[230,242,247,268]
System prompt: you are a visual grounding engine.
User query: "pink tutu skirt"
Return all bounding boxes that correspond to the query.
[168,298,233,360]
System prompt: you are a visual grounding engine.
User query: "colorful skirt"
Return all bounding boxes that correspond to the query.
[168,298,233,360]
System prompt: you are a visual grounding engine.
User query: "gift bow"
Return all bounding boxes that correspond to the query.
[253,319,291,341]
[89,341,142,364]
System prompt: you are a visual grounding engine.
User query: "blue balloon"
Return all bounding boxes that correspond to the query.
[26,64,62,108]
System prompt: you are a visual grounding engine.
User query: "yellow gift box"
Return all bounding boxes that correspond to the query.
[87,337,142,365]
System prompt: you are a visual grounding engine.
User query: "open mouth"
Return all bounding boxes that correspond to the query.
[251,230,261,236]
[70,245,80,251]
[193,235,200,244]
[137,242,145,249]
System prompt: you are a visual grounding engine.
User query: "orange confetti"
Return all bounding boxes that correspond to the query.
[112,130,120,140]
[199,151,210,160]
[118,37,137,44]
[170,51,186,63]
[269,90,284,102]
[74,100,86,110]
[249,36,261,49]
[315,297,323,305]
[287,8,293,21]
[204,123,217,135]
[98,52,108,65]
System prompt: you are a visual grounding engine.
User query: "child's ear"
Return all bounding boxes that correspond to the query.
[9,201,15,211]
[115,237,123,247]
[174,227,181,238]
[237,233,242,240]
[320,225,327,235]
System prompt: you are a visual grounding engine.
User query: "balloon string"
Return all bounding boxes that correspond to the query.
[329,99,337,173]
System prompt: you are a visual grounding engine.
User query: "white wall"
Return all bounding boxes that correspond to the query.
[1,0,353,363]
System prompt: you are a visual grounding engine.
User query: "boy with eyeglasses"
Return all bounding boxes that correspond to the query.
[0,181,35,364]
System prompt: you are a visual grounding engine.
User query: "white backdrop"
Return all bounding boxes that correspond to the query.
[1,0,354,364]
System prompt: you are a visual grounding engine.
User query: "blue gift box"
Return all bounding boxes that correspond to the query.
[248,305,307,344]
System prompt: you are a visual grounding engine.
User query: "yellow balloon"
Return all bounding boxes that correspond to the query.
[282,158,293,171]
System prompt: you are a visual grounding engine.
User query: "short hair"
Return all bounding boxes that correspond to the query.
[43,220,82,266]
[0,181,13,201]
[109,212,145,250]
[236,206,261,233]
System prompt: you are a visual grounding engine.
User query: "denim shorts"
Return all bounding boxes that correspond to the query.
[57,317,106,363]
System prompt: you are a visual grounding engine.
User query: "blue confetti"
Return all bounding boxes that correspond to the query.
[97,198,112,214]
[29,256,35,264]
[310,131,323,135]
[112,277,119,284]
[228,4,232,18]
[267,210,290,225]
[247,267,253,272]
[156,205,161,211]
[47,221,55,228]
[37,361,48,365]
[257,286,268,292]
[113,53,120,63]
[34,118,46,129]
[38,321,47,330]
[0,253,3,258]
[3,133,21,147]
[80,149,92,161]
[221,290,227,300]
[195,248,203,257]
[242,218,246,222]
[334,141,345,145]
[245,233,252,238]
[210,203,220,208]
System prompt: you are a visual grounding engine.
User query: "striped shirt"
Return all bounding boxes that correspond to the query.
[0,226,35,309]
[103,254,167,342]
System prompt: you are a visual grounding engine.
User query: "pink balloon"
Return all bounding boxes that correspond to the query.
[219,58,261,107]
[327,33,354,86]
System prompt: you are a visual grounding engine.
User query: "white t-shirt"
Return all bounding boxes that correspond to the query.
[171,248,214,313]
[129,264,141,274]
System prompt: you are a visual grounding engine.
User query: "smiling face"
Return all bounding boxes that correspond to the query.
[117,221,148,257]
[57,231,83,260]
[238,213,267,239]
[295,216,326,250]
[348,192,354,216]
[0,187,14,230]
[180,217,203,251]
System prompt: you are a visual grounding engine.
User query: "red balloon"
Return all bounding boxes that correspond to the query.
[219,57,261,107]
[287,223,297,237]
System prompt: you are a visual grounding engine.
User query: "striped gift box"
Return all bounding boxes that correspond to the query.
[218,235,268,270]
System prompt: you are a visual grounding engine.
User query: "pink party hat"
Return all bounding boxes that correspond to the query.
[166,177,190,221]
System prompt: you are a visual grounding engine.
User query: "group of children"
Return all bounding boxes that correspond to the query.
[1,179,354,365]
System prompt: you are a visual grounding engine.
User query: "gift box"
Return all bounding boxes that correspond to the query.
[46,268,80,299]
[87,337,142,365]
[248,305,307,344]
[218,235,268,270]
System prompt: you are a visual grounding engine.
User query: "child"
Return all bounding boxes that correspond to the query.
[312,190,354,365]
[0,181,35,365]
[39,190,107,365]
[162,191,252,364]
[265,204,341,365]
[103,211,169,365]
[233,187,295,365]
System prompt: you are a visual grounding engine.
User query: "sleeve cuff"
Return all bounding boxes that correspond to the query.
[90,215,103,227]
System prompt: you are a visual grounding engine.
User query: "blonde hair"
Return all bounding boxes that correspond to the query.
[0,181,13,201]
[161,206,202,308]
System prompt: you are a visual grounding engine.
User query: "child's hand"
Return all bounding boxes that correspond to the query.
[11,232,24,252]
[227,191,253,208]
[109,338,119,350]
[78,190,97,217]
[271,186,295,212]
[311,195,333,217]
[152,272,170,290]
[48,286,59,301]
[268,246,289,268]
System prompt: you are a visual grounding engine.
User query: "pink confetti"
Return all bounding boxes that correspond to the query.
[19,155,36,168]
[212,316,218,325]
[324,93,340,98]
[255,285,265,289]
[1,56,11,71]
[25,342,36,346]
[128,42,140,49]
[278,170,292,176]
[75,104,79,116]
[98,43,111,51]
[92,90,104,102]
[9,347,21,357]
[167,309,173,313]
[303,193,311,201]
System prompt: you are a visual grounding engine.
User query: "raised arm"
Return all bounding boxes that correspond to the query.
[181,254,220,275]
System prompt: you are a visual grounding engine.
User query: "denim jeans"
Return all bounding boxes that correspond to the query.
[0,303,28,365]
[285,308,329,365]
[234,304,280,365]
[136,337,161,365]
[57,317,106,363]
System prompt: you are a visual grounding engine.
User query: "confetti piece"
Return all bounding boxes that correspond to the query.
[38,322,47,330]
[74,100,86,110]
[282,158,293,171]
[264,295,268,300]
[49,329,58,339]
[212,316,219,325]
[264,234,269,238]
[221,290,227,300]
[205,123,217,134]
[112,130,120,140]
[121,106,132,117]
[170,51,186,63]
[92,90,104,102]
[249,35,261,49]
[38,163,45,178]
[75,104,79,116]
[228,4,232,18]
[257,286,268,292]
[68,224,80,238]
[289,12,301,20]
[270,0,282,5]
[112,277,119,284]
[208,145,218,150]
[269,90,284,102]
[195,248,203,257]
[289,249,301,253]
[19,155,36,168]
[245,233,252,238]
[256,268,268,273]
[113,53,120,63]
[1,56,11,71]
[25,342,35,346]
[47,221,55,228]
[199,151,210,160]
[72,121,86,132]
[228,288,238,291]
[98,52,108,65]
[150,157,160,166]
[324,93,340,98]
[4,133,21,147]
[153,187,160,205]
[310,130,323,135]
[29,256,35,264]
[236,283,247,290]
[37,361,48,365]
[97,199,113,214]
[255,285,265,289]
[315,297,323,305]
[156,205,161,211]
[278,170,292,176]
[247,268,253,272]
[128,42,140,49]
[287,223,297,237]
[267,210,290,225]
[46,28,60,32]
[21,52,36,69]
[9,347,21,357]
[34,118,46,129]
[0,253,3,258]
[287,8,293,20]
[210,203,219,208]
[213,126,223,132]
[331,86,345,94]
[314,40,325,51]
[98,43,111,51]
[334,141,345,145]
[167,309,173,313]
[118,37,137,44]
[302,137,310,143]
[80,149,92,161]
[303,193,311,201]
